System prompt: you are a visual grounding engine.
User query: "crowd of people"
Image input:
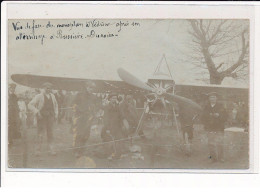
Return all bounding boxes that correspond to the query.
[8,81,141,160]
[8,81,249,165]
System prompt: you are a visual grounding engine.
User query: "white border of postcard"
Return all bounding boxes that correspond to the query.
[1,1,259,180]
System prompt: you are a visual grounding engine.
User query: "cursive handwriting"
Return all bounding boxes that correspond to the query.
[11,19,141,45]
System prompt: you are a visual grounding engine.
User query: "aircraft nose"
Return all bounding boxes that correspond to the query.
[155,88,164,96]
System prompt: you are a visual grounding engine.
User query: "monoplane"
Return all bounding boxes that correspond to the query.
[11,56,248,138]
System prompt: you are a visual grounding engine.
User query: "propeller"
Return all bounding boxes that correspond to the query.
[117,68,153,92]
[117,68,202,112]
[165,93,202,111]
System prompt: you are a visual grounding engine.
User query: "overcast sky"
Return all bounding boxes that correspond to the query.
[8,19,248,87]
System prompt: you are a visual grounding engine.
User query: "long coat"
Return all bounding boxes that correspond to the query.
[73,91,100,117]
[102,103,124,140]
[72,91,101,137]
[119,99,138,130]
[201,102,227,132]
[8,93,20,140]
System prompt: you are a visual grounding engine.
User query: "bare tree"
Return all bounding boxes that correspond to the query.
[186,19,249,85]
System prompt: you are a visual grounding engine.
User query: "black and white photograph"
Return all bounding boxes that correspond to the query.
[6,18,251,170]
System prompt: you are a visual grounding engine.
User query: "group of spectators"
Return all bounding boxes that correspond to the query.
[8,82,140,159]
[8,83,76,151]
[8,81,249,164]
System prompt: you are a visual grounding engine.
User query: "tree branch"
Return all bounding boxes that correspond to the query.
[216,62,224,70]
[221,30,249,77]
[209,20,227,44]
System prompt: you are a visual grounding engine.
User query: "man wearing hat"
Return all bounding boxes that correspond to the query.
[8,83,20,147]
[72,81,101,158]
[28,82,58,155]
[201,92,227,163]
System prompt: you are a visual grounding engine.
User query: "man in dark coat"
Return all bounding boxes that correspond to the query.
[72,81,101,158]
[119,94,139,136]
[201,92,227,162]
[102,93,125,159]
[8,83,20,148]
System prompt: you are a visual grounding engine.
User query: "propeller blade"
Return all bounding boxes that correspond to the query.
[165,84,174,92]
[146,82,157,89]
[165,93,202,112]
[118,68,202,113]
[117,68,153,92]
[160,81,163,88]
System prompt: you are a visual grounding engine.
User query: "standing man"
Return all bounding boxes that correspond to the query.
[178,103,200,156]
[54,90,65,123]
[72,81,101,158]
[64,91,75,123]
[28,82,58,155]
[8,83,20,148]
[119,94,138,136]
[102,93,125,159]
[201,92,227,163]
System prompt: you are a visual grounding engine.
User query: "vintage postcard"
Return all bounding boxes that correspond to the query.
[2,3,257,174]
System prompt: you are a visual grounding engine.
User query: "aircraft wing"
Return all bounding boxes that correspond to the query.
[175,84,249,103]
[11,73,248,103]
[11,74,144,94]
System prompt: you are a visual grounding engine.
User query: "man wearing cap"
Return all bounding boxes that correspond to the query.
[201,92,227,163]
[8,83,20,147]
[28,82,58,155]
[72,81,101,158]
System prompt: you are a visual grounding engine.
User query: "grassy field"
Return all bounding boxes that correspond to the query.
[8,118,249,170]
